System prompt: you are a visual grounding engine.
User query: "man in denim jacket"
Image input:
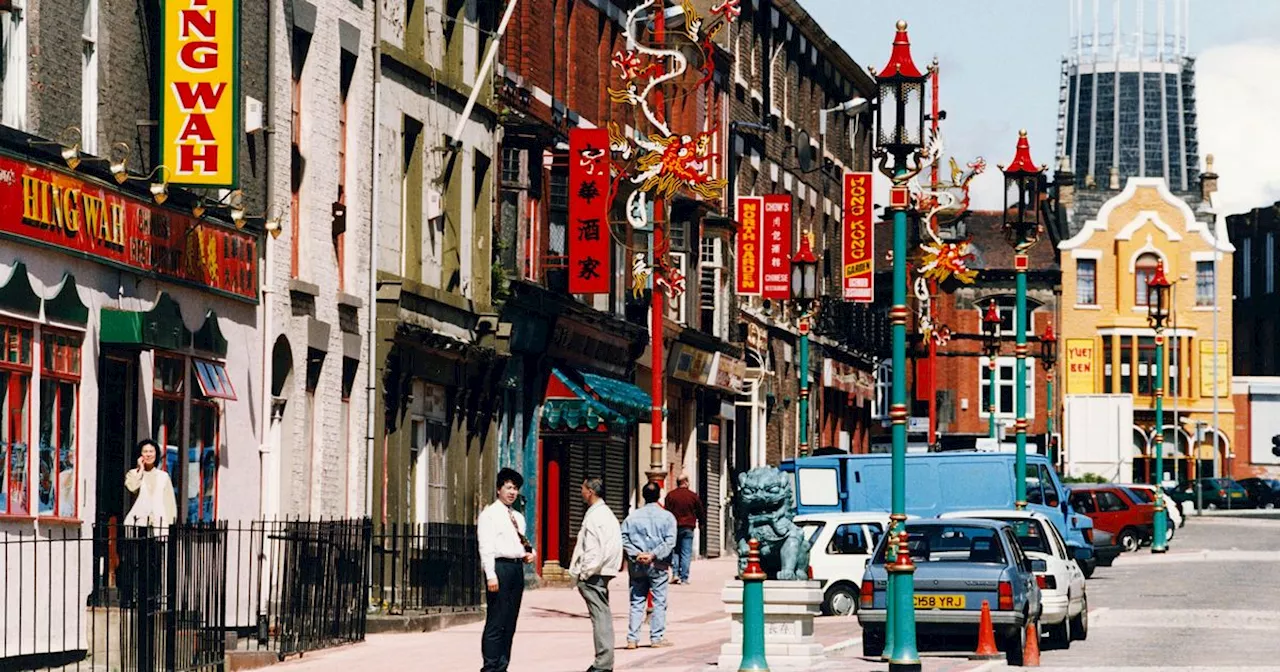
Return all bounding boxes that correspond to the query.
[620,481,677,648]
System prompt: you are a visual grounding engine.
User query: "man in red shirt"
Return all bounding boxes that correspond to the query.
[662,475,704,585]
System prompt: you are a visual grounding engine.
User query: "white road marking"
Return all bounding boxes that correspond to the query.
[823,637,861,652]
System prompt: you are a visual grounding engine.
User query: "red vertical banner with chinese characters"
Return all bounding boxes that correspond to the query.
[568,128,611,294]
[842,172,874,302]
[736,196,762,295]
[761,194,792,299]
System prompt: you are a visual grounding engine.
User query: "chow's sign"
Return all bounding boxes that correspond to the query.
[161,0,240,187]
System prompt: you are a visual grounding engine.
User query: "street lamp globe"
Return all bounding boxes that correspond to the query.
[1040,320,1057,371]
[1000,130,1044,250]
[790,233,820,309]
[1147,259,1172,331]
[982,299,1002,358]
[871,20,928,159]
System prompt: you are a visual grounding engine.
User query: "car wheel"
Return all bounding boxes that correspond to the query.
[862,628,885,658]
[1207,502,1219,510]
[1117,528,1141,552]
[1048,614,1071,650]
[1081,561,1095,578]
[823,582,859,616]
[1002,621,1028,666]
[1265,501,1276,510]
[1070,595,1089,641]
[1165,524,1175,543]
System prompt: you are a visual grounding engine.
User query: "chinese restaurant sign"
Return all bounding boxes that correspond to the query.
[0,154,258,301]
[161,0,240,187]
[842,172,873,302]
[1199,340,1230,397]
[735,196,761,295]
[1065,338,1095,394]
[761,194,792,300]
[569,128,611,294]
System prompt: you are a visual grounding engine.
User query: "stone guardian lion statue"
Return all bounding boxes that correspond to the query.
[733,467,811,580]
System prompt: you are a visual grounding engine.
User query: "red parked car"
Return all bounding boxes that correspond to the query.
[1067,485,1154,553]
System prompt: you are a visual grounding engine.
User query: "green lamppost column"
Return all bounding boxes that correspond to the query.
[738,539,769,671]
[1147,260,1172,553]
[982,300,1002,439]
[1040,321,1058,466]
[791,234,820,458]
[999,130,1045,510]
[872,20,929,672]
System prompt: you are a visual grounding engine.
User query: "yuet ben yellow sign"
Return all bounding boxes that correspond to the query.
[161,0,240,187]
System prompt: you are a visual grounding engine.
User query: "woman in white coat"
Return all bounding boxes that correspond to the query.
[125,438,177,526]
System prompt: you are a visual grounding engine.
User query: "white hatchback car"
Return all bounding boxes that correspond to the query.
[795,512,896,616]
[939,509,1088,648]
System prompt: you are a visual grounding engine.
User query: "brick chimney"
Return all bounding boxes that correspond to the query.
[1200,153,1219,206]
[1108,166,1120,191]
[1055,155,1075,212]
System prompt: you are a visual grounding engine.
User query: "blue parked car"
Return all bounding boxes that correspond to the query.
[857,519,1043,665]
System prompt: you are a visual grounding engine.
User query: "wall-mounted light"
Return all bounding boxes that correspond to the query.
[29,126,85,170]
[142,165,171,205]
[108,142,131,184]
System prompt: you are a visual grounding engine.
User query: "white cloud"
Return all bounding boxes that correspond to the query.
[1197,41,1280,217]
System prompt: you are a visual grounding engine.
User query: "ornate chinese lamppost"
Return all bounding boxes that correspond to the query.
[791,234,820,458]
[871,20,930,672]
[982,300,1003,440]
[1040,321,1058,465]
[999,130,1044,510]
[1146,260,1172,553]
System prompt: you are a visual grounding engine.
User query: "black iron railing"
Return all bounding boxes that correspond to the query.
[369,522,481,614]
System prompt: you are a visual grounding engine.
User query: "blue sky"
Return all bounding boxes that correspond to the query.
[802,0,1280,215]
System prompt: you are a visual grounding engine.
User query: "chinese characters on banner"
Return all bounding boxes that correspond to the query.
[568,128,611,294]
[842,172,874,302]
[761,194,792,299]
[735,197,762,295]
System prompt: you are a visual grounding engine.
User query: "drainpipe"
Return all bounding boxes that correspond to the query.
[258,0,276,520]
[366,0,382,520]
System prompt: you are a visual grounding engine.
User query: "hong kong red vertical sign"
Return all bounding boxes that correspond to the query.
[736,197,762,295]
[569,128,611,294]
[842,172,874,302]
[761,194,792,299]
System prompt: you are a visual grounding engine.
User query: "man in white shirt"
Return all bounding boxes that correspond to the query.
[477,468,536,672]
[568,477,623,672]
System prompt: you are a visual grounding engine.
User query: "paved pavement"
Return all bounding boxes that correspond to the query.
[275,514,1280,671]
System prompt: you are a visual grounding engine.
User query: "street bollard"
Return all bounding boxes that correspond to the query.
[739,538,769,672]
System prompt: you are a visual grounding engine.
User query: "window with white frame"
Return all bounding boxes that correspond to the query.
[81,0,97,154]
[977,356,1035,418]
[974,296,1040,335]
[1196,261,1214,307]
[1134,253,1159,306]
[668,251,688,324]
[873,360,892,420]
[1,1,28,130]
[1076,259,1097,305]
[699,236,725,338]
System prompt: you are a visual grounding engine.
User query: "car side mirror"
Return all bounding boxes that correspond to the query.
[1029,558,1048,573]
[1060,498,1068,514]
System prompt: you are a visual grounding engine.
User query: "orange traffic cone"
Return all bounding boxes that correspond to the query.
[1023,621,1041,666]
[971,600,1001,660]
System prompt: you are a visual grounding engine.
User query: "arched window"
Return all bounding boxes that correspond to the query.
[1135,254,1159,306]
[873,360,892,420]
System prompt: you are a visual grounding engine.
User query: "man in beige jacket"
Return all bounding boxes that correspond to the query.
[569,477,623,672]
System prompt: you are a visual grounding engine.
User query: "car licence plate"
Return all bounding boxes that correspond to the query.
[914,594,965,610]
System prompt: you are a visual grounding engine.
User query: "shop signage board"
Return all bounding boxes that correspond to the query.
[0,154,258,301]
[669,343,715,386]
[161,0,241,187]
[760,194,792,299]
[735,196,762,295]
[1199,340,1230,397]
[568,128,611,294]
[842,172,873,302]
[1065,338,1095,394]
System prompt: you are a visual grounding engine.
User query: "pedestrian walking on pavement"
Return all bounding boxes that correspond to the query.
[569,477,624,672]
[622,480,677,649]
[663,475,704,585]
[478,468,537,672]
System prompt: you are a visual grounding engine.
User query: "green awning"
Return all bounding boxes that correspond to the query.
[541,367,649,431]
[0,262,41,317]
[100,292,192,351]
[44,273,88,325]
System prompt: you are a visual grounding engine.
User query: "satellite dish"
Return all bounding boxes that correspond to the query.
[796,131,814,172]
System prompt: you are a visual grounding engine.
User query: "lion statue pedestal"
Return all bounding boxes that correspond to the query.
[718,467,827,669]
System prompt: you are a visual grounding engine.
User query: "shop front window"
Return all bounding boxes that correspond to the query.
[38,330,81,518]
[0,321,33,516]
[151,354,231,522]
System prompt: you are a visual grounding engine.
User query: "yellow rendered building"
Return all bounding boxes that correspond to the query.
[1058,177,1234,483]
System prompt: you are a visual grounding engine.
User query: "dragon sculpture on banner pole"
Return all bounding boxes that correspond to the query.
[604,0,737,300]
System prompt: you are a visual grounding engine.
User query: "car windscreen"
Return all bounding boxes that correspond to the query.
[797,522,825,546]
[983,518,1052,555]
[872,523,1006,565]
[1124,487,1155,503]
